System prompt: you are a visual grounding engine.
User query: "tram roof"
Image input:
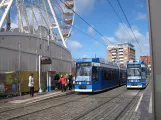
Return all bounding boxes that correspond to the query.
[126,60,145,65]
[76,58,101,62]
[76,58,118,65]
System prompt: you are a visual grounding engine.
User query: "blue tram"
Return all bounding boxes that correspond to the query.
[126,60,148,88]
[74,58,126,92]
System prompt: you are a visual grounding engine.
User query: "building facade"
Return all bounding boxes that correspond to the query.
[140,56,151,65]
[107,43,135,65]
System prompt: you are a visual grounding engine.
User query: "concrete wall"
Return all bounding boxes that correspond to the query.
[148,0,161,119]
[0,32,72,73]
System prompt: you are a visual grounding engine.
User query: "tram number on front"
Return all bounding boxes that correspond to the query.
[79,85,86,89]
[132,83,137,86]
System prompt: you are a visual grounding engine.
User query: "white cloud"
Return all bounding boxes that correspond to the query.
[11,23,18,28]
[67,40,83,49]
[101,36,118,45]
[76,0,96,14]
[115,24,145,42]
[136,12,146,20]
[82,54,88,58]
[94,41,100,46]
[116,24,149,58]
[88,26,95,36]
[105,23,150,59]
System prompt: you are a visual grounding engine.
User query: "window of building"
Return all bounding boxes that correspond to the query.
[120,71,126,80]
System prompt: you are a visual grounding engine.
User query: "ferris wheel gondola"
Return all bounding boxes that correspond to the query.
[54,0,75,43]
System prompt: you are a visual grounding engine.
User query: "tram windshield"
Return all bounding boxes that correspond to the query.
[76,67,91,77]
[127,68,141,76]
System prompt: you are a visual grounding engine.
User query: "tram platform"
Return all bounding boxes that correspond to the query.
[0,90,74,105]
[117,82,153,120]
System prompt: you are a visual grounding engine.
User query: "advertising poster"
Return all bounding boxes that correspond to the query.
[0,72,18,96]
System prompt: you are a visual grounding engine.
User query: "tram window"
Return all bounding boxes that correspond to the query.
[102,68,109,80]
[102,68,118,80]
[106,70,109,79]
[109,70,112,80]
[92,67,98,80]
[110,70,117,80]
[120,71,126,79]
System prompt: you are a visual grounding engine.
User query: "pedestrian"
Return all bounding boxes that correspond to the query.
[54,73,60,90]
[68,73,73,90]
[58,75,67,92]
[28,73,34,97]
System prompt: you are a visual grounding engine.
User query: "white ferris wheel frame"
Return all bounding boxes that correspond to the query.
[0,0,75,48]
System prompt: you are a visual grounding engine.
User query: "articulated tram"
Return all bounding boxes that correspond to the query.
[74,58,126,92]
[126,60,149,88]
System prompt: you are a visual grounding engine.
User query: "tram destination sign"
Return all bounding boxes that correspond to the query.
[76,62,91,66]
[127,64,140,68]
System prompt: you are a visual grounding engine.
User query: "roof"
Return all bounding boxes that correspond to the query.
[76,58,120,66]
[126,60,145,64]
[108,42,135,49]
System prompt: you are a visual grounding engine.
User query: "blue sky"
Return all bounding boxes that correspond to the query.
[0,0,149,60]
[66,0,149,60]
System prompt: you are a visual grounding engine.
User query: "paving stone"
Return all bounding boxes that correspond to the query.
[0,84,152,120]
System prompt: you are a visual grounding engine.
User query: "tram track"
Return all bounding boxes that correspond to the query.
[0,86,128,120]
[71,89,129,120]
[0,93,89,114]
[72,89,141,120]
[114,89,144,120]
[0,92,95,120]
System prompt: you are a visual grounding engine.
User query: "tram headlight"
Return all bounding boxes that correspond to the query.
[127,79,131,82]
[87,81,91,84]
[138,79,141,82]
[128,80,133,82]
[75,82,79,84]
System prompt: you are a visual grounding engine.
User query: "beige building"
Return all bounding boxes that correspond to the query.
[107,43,135,65]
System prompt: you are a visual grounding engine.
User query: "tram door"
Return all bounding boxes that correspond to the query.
[92,67,101,91]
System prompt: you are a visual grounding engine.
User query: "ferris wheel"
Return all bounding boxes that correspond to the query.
[0,0,75,48]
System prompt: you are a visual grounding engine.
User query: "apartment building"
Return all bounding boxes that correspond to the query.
[140,56,151,65]
[107,43,135,65]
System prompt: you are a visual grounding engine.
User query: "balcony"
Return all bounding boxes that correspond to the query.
[112,50,117,52]
[120,61,124,64]
[119,49,123,52]
[119,52,123,55]
[112,53,116,55]
[119,55,124,58]
[119,58,124,61]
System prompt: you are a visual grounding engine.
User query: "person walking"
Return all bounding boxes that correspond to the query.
[68,73,73,90]
[28,73,34,97]
[54,73,60,90]
[58,75,67,92]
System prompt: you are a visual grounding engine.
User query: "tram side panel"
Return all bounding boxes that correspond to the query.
[101,68,120,90]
